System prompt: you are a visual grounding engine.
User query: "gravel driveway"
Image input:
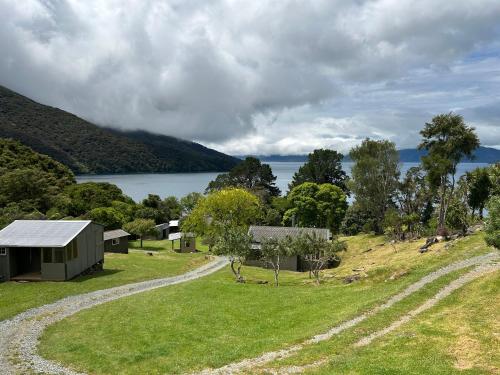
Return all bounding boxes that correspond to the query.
[0,256,228,375]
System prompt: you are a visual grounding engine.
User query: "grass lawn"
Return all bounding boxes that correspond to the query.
[0,244,209,321]
[39,232,496,374]
[302,270,499,374]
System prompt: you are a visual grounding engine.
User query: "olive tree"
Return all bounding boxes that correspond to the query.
[260,236,292,286]
[213,226,252,282]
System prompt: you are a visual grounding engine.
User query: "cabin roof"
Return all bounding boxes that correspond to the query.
[0,220,92,248]
[103,229,130,241]
[248,226,331,243]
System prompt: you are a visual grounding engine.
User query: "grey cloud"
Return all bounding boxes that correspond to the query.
[0,0,499,152]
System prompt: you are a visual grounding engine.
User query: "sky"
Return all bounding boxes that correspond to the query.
[1,0,499,156]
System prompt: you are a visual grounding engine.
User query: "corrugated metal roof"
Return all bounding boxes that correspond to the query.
[248,226,331,243]
[168,232,195,241]
[104,229,130,241]
[155,223,169,230]
[0,220,92,247]
[169,220,179,227]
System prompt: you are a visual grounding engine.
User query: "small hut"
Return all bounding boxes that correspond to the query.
[103,229,130,254]
[168,232,196,253]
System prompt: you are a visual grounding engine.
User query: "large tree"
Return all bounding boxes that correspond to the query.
[182,188,261,241]
[289,149,349,193]
[349,139,400,234]
[206,157,280,199]
[284,182,347,233]
[419,113,480,234]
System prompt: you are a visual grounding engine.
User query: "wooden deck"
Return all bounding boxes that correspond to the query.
[11,272,42,281]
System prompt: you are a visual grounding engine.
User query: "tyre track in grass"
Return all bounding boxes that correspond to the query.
[263,261,500,374]
[196,252,499,375]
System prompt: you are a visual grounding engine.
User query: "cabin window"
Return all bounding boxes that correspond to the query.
[43,248,52,263]
[112,238,120,246]
[54,248,64,263]
[0,248,6,256]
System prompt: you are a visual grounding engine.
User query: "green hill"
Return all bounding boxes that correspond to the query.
[0,85,239,174]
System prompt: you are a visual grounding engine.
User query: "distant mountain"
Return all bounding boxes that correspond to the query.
[250,146,500,164]
[0,85,239,174]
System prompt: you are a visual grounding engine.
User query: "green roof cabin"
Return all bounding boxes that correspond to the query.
[0,220,104,281]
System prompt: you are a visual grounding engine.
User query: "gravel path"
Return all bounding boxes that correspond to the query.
[196,252,499,375]
[0,256,228,375]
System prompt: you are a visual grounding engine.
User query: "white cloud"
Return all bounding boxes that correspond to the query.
[0,0,499,153]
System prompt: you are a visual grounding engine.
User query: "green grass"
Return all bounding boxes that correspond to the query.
[129,237,209,252]
[39,233,495,374]
[304,270,500,375]
[0,248,209,321]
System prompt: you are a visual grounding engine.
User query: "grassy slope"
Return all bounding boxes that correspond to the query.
[303,271,499,375]
[0,242,208,321]
[39,233,495,374]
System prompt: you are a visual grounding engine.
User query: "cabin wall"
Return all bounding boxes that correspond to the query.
[66,223,104,280]
[0,248,10,281]
[104,237,129,253]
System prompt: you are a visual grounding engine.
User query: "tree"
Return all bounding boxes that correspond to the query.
[289,149,349,193]
[291,232,346,284]
[87,207,126,230]
[181,188,261,241]
[206,157,280,199]
[213,226,252,282]
[260,236,291,286]
[485,196,500,249]
[137,194,181,224]
[123,218,156,248]
[349,139,400,234]
[284,183,347,233]
[419,113,480,234]
[180,192,203,216]
[64,182,132,217]
[466,167,492,218]
[487,163,500,196]
[340,203,374,235]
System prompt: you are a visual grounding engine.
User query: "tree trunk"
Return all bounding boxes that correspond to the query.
[140,236,143,248]
[274,255,280,287]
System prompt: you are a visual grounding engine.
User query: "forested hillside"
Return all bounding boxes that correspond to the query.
[0,85,239,174]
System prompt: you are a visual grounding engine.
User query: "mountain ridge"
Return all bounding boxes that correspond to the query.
[0,85,239,174]
[240,146,500,164]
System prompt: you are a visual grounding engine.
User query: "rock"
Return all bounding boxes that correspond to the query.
[147,252,154,256]
[343,274,361,284]
[362,248,373,253]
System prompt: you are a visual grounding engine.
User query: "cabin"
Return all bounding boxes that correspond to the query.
[169,220,179,234]
[0,220,104,281]
[168,232,196,253]
[103,229,130,254]
[247,226,332,271]
[155,223,169,239]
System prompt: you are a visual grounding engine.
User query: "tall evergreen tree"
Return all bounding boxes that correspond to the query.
[418,113,479,234]
[349,139,400,234]
[289,149,349,193]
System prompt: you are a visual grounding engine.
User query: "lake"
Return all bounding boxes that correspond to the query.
[76,162,490,202]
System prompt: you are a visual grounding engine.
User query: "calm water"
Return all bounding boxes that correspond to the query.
[76,162,490,202]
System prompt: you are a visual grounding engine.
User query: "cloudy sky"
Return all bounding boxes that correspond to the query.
[1,0,499,155]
